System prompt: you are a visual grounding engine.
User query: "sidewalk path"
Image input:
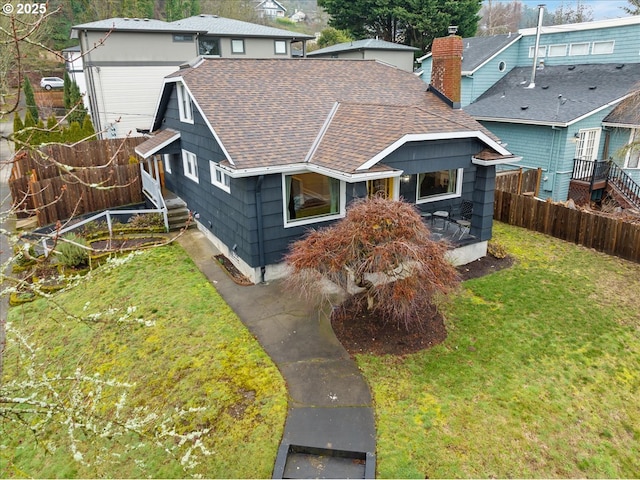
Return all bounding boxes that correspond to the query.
[177,229,376,477]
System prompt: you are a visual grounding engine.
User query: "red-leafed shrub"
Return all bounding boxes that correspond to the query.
[285,197,460,331]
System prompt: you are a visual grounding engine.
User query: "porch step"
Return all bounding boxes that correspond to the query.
[167,206,194,231]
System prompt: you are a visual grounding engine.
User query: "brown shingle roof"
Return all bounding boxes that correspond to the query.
[168,58,505,172]
[135,128,180,159]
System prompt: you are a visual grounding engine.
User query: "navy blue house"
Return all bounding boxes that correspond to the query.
[136,37,518,283]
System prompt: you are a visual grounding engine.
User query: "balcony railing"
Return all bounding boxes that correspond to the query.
[572,159,640,210]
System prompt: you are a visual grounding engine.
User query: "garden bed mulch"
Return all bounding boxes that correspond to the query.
[331,254,515,357]
[214,254,253,286]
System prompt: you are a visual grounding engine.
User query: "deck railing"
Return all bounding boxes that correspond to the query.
[607,162,640,210]
[571,159,640,210]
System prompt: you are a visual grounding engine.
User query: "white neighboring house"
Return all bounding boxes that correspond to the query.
[255,0,286,18]
[62,45,91,112]
[70,15,313,139]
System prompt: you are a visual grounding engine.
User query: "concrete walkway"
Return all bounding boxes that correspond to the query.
[177,229,376,478]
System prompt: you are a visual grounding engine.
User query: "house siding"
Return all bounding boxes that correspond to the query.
[87,65,180,138]
[482,105,618,201]
[462,43,520,106]
[606,127,640,184]
[160,87,496,270]
[516,24,640,67]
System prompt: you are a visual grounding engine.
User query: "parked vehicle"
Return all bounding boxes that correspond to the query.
[40,77,64,90]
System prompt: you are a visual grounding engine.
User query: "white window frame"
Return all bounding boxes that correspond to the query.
[182,149,199,183]
[592,40,614,55]
[624,129,640,169]
[416,168,463,204]
[210,161,231,192]
[569,42,590,56]
[548,44,567,57]
[231,39,245,54]
[274,40,287,55]
[176,82,194,124]
[528,45,546,58]
[574,128,602,161]
[281,172,346,228]
[163,153,172,174]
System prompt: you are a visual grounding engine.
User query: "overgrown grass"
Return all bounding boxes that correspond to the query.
[360,222,640,478]
[1,244,287,478]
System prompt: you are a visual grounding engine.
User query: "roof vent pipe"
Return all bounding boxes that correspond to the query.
[527,4,545,89]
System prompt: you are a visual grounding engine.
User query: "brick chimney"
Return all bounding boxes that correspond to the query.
[430,29,463,108]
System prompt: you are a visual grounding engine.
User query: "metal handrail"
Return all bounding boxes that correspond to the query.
[607,161,640,210]
[41,207,167,257]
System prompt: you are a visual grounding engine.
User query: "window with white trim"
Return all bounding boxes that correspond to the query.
[283,172,344,227]
[210,161,231,192]
[176,82,193,123]
[274,40,287,55]
[574,128,601,161]
[182,149,198,183]
[625,129,640,169]
[592,40,614,55]
[548,44,567,57]
[163,153,172,174]
[416,169,463,203]
[569,42,590,56]
[231,39,245,54]
[528,45,546,58]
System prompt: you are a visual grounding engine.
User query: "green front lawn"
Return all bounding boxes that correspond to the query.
[1,244,287,478]
[361,222,640,478]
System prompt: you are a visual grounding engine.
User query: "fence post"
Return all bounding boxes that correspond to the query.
[107,211,113,237]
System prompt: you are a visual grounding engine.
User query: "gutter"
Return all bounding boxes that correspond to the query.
[255,175,266,284]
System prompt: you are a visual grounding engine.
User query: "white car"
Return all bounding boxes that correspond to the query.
[40,77,64,90]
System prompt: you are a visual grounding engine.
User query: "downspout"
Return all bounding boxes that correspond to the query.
[527,4,545,89]
[255,175,266,284]
[82,30,103,135]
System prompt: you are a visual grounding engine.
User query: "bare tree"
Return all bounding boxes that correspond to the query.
[0,5,205,475]
[479,0,522,35]
[622,0,640,15]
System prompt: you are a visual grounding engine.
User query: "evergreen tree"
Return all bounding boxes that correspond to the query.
[63,121,83,144]
[81,115,95,139]
[318,0,482,52]
[13,113,25,148]
[63,72,87,125]
[46,115,62,144]
[23,109,36,146]
[23,76,39,123]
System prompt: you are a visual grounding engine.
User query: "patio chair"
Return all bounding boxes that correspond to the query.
[432,207,451,230]
[453,200,473,239]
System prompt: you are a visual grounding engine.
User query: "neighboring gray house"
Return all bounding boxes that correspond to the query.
[134,48,517,283]
[307,39,419,72]
[70,15,313,139]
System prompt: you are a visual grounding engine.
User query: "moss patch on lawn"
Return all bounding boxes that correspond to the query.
[1,244,287,478]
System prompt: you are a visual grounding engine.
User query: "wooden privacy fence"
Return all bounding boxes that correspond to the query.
[9,138,145,227]
[496,168,542,196]
[494,190,640,263]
